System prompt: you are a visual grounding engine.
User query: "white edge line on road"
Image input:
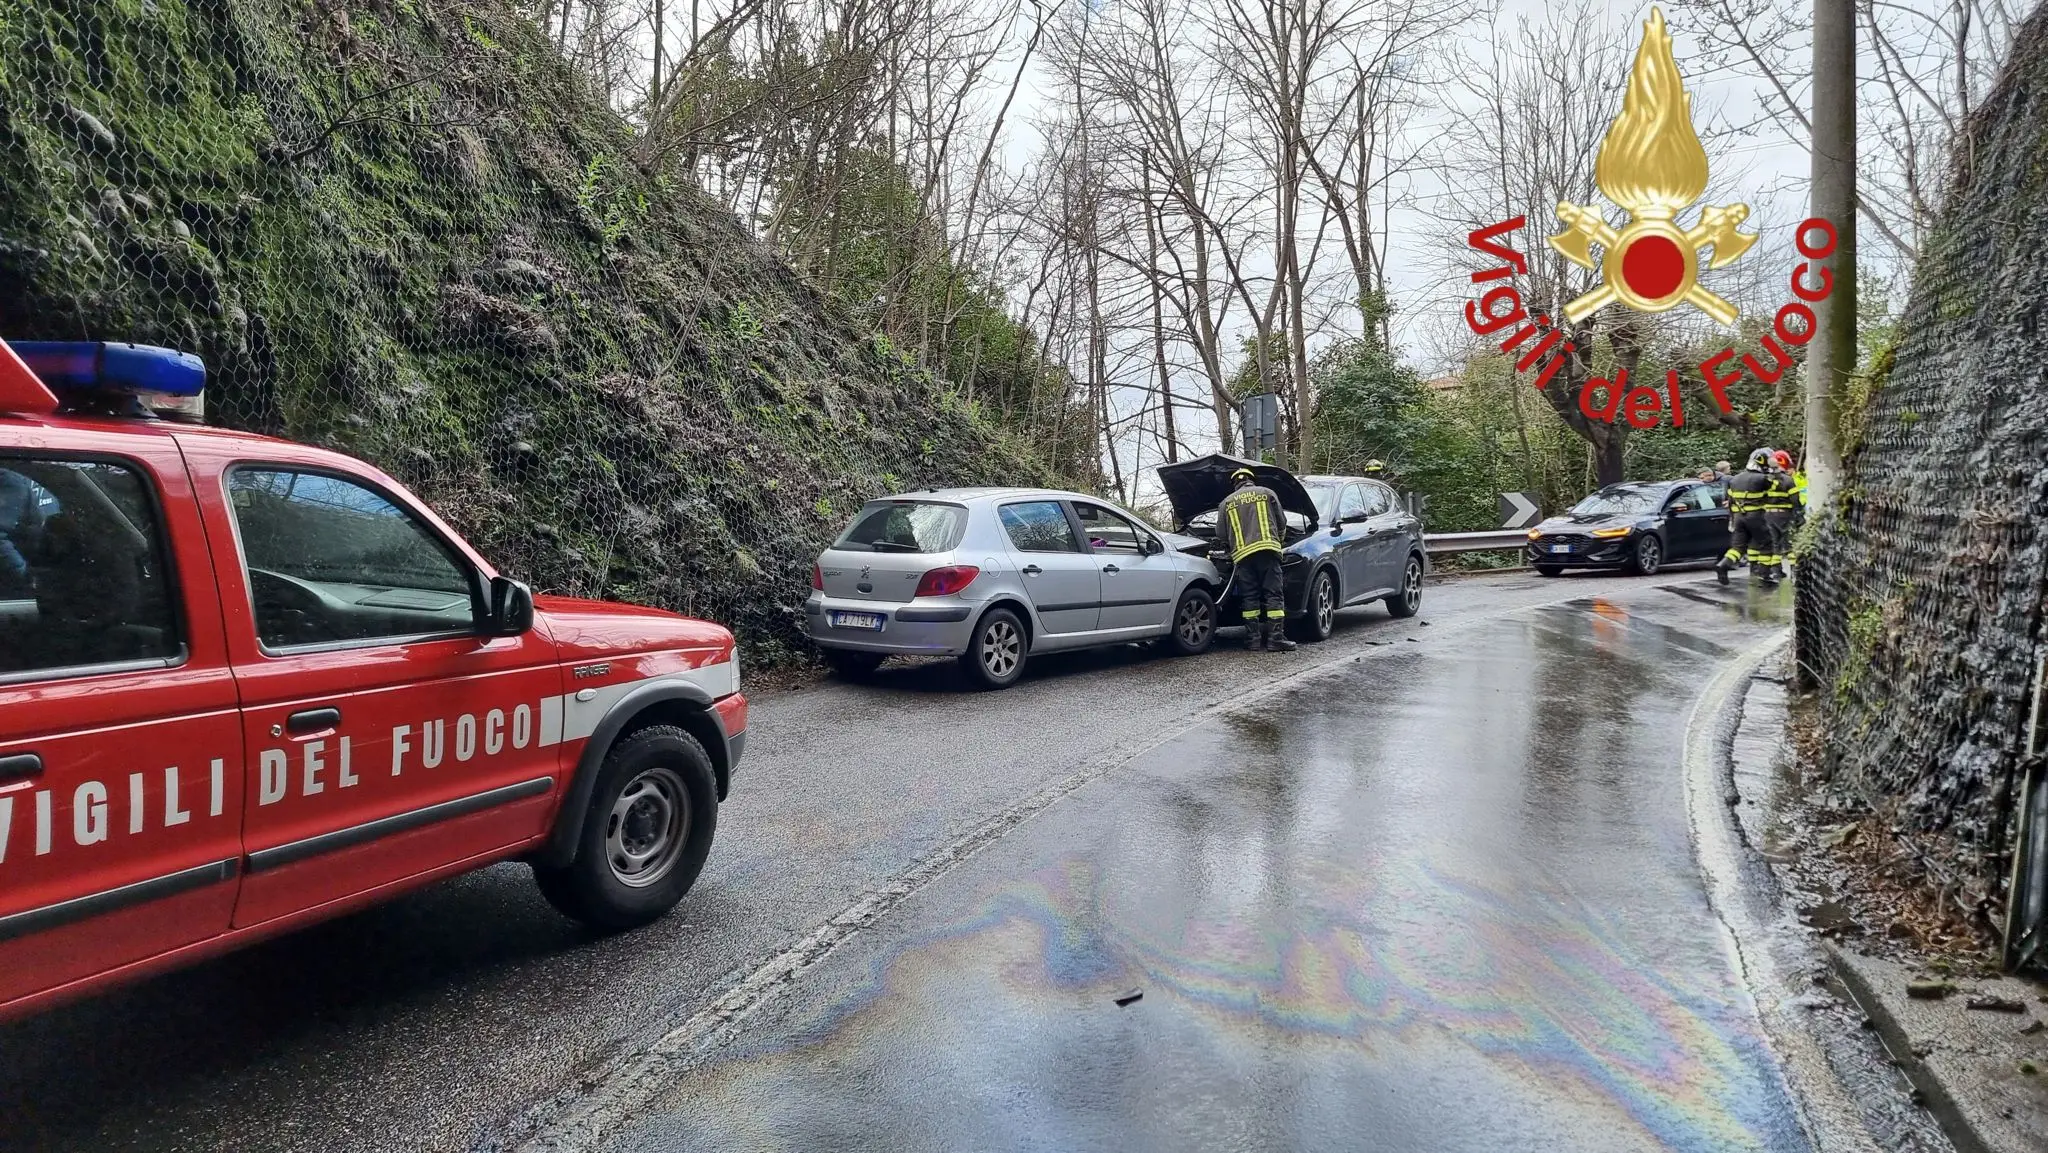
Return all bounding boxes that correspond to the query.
[1680,630,1884,1153]
[506,574,1711,1152]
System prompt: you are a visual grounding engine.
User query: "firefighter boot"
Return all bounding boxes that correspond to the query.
[1266,618,1298,652]
[1245,620,1267,652]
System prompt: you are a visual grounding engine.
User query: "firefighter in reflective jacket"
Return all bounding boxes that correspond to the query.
[1220,467,1296,652]
[1765,449,1801,579]
[1716,449,1780,586]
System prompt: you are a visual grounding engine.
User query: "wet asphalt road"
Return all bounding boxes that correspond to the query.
[0,567,1798,1153]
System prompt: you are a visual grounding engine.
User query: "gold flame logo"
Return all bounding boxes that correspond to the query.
[1550,8,1755,324]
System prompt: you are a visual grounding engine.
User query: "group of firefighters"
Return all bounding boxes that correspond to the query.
[1707,448,1807,585]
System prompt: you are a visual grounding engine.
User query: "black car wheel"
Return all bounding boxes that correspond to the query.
[1166,586,1216,656]
[960,606,1027,690]
[1288,568,1337,643]
[1385,553,1423,618]
[1534,564,1564,577]
[1629,534,1663,576]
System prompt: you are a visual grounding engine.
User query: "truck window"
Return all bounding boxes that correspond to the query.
[227,468,478,650]
[0,456,182,679]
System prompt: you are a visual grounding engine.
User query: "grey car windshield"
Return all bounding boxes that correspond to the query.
[1571,489,1662,516]
[835,501,968,553]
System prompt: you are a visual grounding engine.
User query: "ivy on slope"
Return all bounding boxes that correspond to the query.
[0,0,1060,662]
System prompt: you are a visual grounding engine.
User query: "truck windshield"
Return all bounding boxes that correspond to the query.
[834,502,967,553]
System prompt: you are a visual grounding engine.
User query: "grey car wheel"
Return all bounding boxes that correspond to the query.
[961,606,1027,689]
[1386,553,1423,618]
[1166,586,1216,656]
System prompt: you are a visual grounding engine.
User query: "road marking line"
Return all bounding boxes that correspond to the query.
[506,573,1725,1152]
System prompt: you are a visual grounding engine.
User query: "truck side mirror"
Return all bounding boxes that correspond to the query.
[485,575,534,637]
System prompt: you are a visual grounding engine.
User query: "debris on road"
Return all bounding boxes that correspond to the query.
[1906,979,1955,1000]
[1114,989,1143,1007]
[1967,996,2029,1013]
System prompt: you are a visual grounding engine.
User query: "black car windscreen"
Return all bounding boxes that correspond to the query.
[1571,490,1662,516]
[835,502,968,553]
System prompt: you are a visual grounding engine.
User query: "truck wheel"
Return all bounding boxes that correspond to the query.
[1166,586,1216,656]
[959,606,1027,689]
[1385,554,1424,618]
[534,725,718,931]
[821,648,884,679]
[1286,569,1337,643]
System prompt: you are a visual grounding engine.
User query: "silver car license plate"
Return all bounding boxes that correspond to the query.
[1550,544,1571,554]
[829,611,885,631]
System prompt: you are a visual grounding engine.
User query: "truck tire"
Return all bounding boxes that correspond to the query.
[534,725,718,931]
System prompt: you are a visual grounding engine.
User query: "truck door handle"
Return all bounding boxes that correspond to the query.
[1021,564,1043,576]
[0,753,41,783]
[1102,564,1121,574]
[286,707,341,736]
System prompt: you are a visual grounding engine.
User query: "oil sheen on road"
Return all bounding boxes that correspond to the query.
[607,580,1804,1153]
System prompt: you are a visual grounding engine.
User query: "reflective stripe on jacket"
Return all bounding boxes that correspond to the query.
[1726,469,1771,515]
[1791,470,1808,507]
[1219,485,1285,562]
[1762,470,1798,513]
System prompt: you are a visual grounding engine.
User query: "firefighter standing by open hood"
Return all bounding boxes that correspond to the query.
[1219,467,1296,652]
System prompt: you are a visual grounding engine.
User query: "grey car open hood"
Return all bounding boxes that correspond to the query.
[1157,453,1320,528]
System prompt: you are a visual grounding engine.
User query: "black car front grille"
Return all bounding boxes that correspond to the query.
[1540,532,1591,544]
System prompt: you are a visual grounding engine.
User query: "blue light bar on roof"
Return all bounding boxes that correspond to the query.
[8,341,207,397]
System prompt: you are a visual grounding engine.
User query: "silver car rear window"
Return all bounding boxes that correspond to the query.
[834,501,968,553]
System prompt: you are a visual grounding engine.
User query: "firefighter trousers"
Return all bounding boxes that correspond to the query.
[1236,549,1286,625]
[1765,511,1795,569]
[1721,512,1777,570]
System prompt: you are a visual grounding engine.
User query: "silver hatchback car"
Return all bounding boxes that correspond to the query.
[803,488,1225,688]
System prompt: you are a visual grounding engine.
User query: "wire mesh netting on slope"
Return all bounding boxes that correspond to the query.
[1795,5,2048,924]
[0,0,1068,663]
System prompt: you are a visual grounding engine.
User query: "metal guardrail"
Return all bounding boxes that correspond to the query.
[1423,530,1531,555]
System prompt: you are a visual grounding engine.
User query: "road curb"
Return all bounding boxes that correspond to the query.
[1821,943,1994,1153]
[1681,629,1893,1153]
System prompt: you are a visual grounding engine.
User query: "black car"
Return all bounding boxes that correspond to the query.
[1157,454,1428,642]
[1525,479,1730,576]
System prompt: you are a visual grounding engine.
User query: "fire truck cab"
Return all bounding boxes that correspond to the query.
[0,342,746,1021]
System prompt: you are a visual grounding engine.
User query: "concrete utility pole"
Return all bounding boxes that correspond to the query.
[1805,0,1856,511]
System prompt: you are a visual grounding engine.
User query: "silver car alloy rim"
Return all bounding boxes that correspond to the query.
[1316,573,1335,634]
[982,618,1021,678]
[607,766,690,888]
[1404,559,1421,609]
[1641,539,1660,572]
[1178,596,1212,646]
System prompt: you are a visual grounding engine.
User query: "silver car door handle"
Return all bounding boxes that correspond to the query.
[1021,564,1043,575]
[1102,564,1120,574]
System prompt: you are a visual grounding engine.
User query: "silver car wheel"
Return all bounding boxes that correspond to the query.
[1176,595,1213,647]
[1315,572,1335,634]
[607,766,690,889]
[1403,557,1422,611]
[980,618,1022,679]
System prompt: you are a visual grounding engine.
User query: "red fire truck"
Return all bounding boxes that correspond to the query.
[0,341,746,1021]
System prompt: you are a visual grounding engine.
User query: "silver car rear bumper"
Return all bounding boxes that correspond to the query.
[801,591,979,656]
